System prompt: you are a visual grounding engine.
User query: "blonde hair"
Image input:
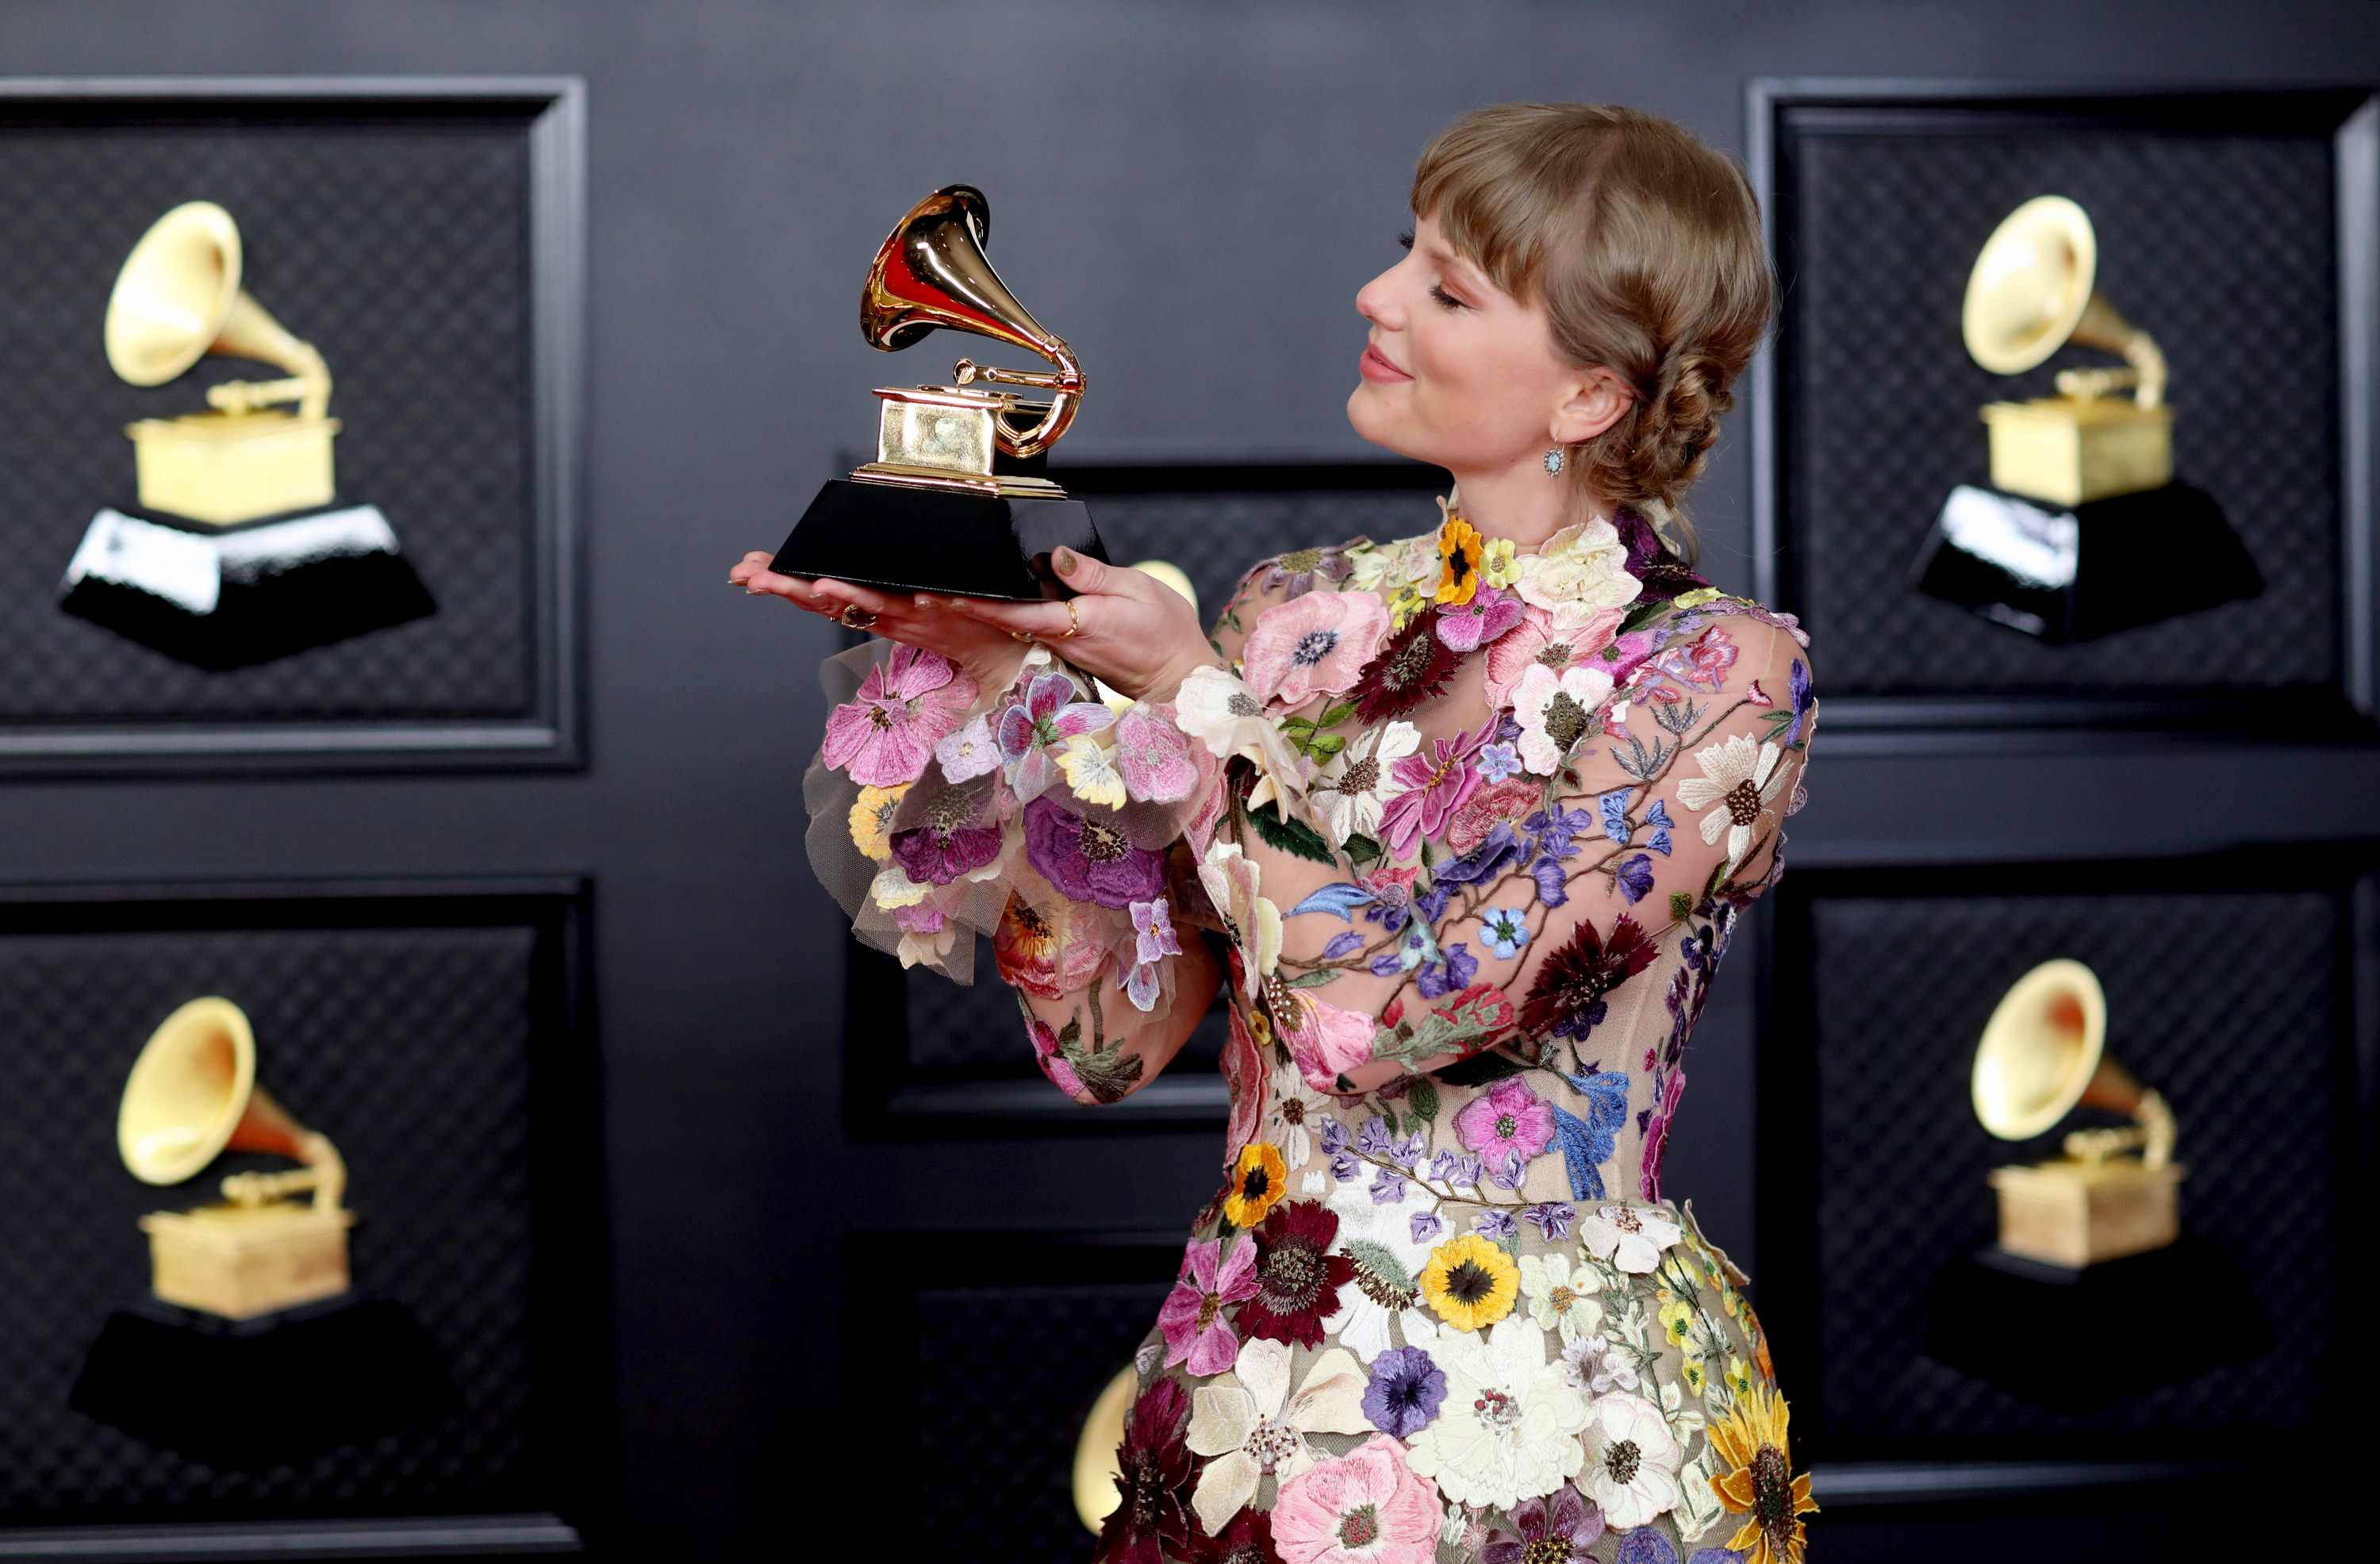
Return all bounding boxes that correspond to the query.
[1412,103,1774,563]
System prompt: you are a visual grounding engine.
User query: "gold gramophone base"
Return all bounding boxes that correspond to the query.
[1980,397,2171,509]
[850,462,1067,501]
[126,411,340,528]
[139,1203,354,1320]
[1989,1159,2182,1270]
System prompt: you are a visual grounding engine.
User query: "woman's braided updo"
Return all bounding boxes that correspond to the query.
[1412,103,1775,563]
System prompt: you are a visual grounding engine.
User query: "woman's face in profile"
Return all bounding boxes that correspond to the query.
[1346,213,1581,475]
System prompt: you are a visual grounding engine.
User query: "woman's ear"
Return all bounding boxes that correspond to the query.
[1550,366,1635,445]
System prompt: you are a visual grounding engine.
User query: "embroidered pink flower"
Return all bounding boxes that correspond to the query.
[1272,1433,1442,1564]
[1455,1077,1555,1163]
[1434,585,1525,654]
[1114,702,1200,803]
[1160,1232,1261,1377]
[1027,1016,1084,1098]
[1376,720,1491,860]
[1484,605,1623,712]
[996,671,1112,797]
[1445,777,1541,857]
[821,645,977,786]
[1639,1070,1687,1201]
[1242,590,1391,711]
[1653,624,1740,690]
[1276,989,1378,1090]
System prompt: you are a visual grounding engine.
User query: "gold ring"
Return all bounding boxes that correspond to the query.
[1061,599,1081,638]
[837,605,880,631]
[1011,630,1035,644]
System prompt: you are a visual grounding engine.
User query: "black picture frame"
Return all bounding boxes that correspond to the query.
[0,874,609,1559]
[0,77,585,776]
[1754,845,2377,1508]
[1745,79,2380,747]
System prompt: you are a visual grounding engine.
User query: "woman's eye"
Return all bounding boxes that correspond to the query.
[1430,282,1466,310]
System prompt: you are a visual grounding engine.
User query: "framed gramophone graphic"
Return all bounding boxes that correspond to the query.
[1745,81,2380,739]
[0,79,584,775]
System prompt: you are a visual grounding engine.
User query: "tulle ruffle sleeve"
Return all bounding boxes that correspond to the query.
[804,640,1284,1024]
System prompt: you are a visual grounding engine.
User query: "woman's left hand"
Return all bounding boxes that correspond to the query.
[731,551,1031,694]
[931,548,1218,703]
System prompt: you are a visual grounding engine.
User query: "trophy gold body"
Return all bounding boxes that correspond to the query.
[770,186,1108,601]
[58,201,434,670]
[1914,195,2259,642]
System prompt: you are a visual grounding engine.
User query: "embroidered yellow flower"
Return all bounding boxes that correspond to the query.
[1435,517,1485,606]
[1709,1385,1818,1564]
[1724,1355,1755,1397]
[1673,586,1724,610]
[1679,1355,1710,1397]
[847,783,908,863]
[1222,1141,1288,1228]
[869,863,930,909]
[1419,1232,1519,1332]
[1659,1295,1699,1349]
[1480,536,1521,590]
[1055,733,1127,809]
[1384,580,1428,632]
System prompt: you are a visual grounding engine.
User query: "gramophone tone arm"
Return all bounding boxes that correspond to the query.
[207,376,317,416]
[217,1128,347,1211]
[952,357,1077,392]
[2059,1088,2177,1170]
[950,344,1084,459]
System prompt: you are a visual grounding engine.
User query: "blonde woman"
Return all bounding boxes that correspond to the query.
[737,102,1819,1564]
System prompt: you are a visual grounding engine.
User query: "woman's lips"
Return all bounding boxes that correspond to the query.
[1358,343,1411,383]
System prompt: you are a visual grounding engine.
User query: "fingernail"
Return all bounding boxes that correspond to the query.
[1054,547,1078,575]
[915,596,938,610]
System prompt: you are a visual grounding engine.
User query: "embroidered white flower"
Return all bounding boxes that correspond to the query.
[1580,1204,1684,1274]
[1402,1317,1590,1510]
[1054,732,1127,809]
[895,919,956,970]
[1517,518,1641,624]
[1198,841,1282,996]
[868,863,930,910]
[1557,1332,1640,1397]
[1518,1252,1604,1344]
[1265,1061,1333,1170]
[933,713,1000,782]
[1674,733,1789,870]
[1671,1440,1729,1543]
[1576,1389,1683,1530]
[1184,1335,1373,1535]
[1512,663,1615,775]
[1174,664,1309,813]
[1308,721,1418,847]
[1319,1177,1441,1363]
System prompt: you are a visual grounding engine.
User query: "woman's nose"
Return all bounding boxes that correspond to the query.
[1356,267,1401,330]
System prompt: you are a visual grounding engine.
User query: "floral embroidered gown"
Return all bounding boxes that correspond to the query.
[806,503,1821,1564]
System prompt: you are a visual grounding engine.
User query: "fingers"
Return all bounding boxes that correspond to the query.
[939,593,1076,640]
[808,578,893,616]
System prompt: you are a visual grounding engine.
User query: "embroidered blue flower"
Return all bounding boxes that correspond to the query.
[1361,1345,1447,1439]
[1473,1208,1519,1242]
[1551,1070,1632,1201]
[1321,930,1365,960]
[1521,1202,1576,1242]
[1598,788,1633,844]
[1480,906,1530,959]
[1785,657,1814,744]
[1477,740,1522,782]
[1616,853,1654,904]
[1646,798,1676,855]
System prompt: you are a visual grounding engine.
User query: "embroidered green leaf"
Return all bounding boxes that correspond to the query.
[1669,891,1694,924]
[1249,801,1337,866]
[1315,701,1359,731]
[1343,832,1383,868]
[1342,1237,1414,1293]
[1406,1077,1440,1123]
[1284,968,1341,990]
[1068,1043,1144,1105]
[1058,1018,1082,1048]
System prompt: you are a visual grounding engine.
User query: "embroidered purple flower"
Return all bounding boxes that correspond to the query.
[1023,794,1165,910]
[1487,1150,1530,1190]
[933,711,1000,782]
[1430,1150,1483,1189]
[996,671,1112,782]
[821,644,977,787]
[1361,1344,1448,1439]
[1410,1209,1445,1246]
[1646,798,1676,855]
[1480,907,1530,959]
[1369,1166,1409,1204]
[1113,702,1200,803]
[1473,1208,1518,1242]
[887,771,1004,886]
[1158,1232,1259,1376]
[1125,960,1162,1013]
[1434,584,1525,654]
[1480,1482,1604,1564]
[1131,897,1181,965]
[1522,1203,1577,1242]
[1454,1077,1556,1163]
[1262,544,1355,601]
[1476,741,1523,783]
[1783,656,1815,745]
[1415,940,1480,1000]
[1616,854,1655,904]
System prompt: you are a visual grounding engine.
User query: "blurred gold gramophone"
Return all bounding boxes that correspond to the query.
[1971,959,2182,1269]
[1964,195,2170,508]
[770,184,1108,601]
[117,997,353,1320]
[106,201,338,526]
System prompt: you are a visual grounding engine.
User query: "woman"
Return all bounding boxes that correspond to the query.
[735,103,1818,1564]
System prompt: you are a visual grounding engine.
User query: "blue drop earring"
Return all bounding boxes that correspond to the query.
[1544,447,1564,476]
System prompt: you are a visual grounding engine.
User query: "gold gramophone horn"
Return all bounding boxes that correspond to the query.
[1971,958,2172,1167]
[1962,195,2164,409]
[861,185,1083,458]
[106,201,332,421]
[117,997,345,1210]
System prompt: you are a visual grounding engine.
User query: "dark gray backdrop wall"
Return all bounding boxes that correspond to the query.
[0,1,2374,1556]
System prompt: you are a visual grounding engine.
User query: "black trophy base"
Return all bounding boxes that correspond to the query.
[1913,479,2261,644]
[772,478,1109,602]
[60,500,436,671]
[70,1293,460,1468]
[1921,1233,2269,1411]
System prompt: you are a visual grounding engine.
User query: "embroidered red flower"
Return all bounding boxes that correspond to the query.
[1236,1199,1357,1348]
[1097,1375,1206,1564]
[1350,606,1461,723]
[1519,915,1660,1040]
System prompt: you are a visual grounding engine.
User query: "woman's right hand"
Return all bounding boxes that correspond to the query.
[730,552,1029,694]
